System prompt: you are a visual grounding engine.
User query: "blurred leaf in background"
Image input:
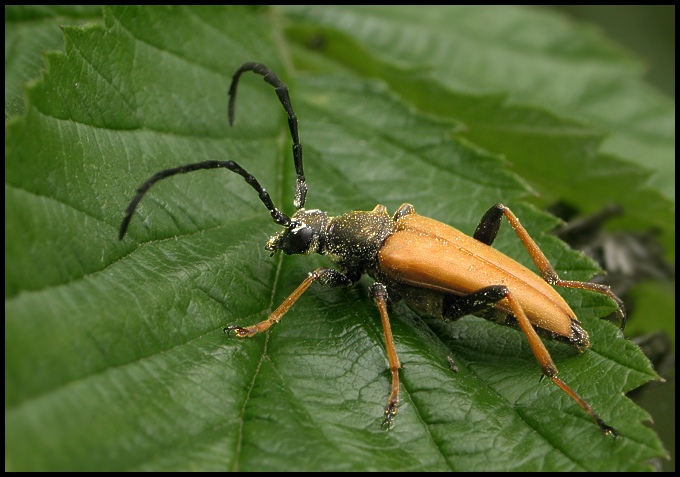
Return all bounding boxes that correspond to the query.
[5,5,673,471]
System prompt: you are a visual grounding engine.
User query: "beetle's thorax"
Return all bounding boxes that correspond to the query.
[324,206,396,274]
[266,205,396,276]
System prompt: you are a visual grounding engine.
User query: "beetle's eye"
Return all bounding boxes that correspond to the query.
[282,225,314,254]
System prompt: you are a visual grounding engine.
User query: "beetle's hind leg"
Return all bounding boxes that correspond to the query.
[475,204,626,330]
[500,288,619,436]
[441,285,618,436]
[369,283,402,429]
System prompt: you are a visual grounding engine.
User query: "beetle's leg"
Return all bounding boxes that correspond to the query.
[477,204,626,330]
[393,203,416,221]
[500,288,619,436]
[441,284,618,435]
[369,283,402,429]
[442,285,509,321]
[473,204,505,246]
[225,267,354,337]
[229,62,307,209]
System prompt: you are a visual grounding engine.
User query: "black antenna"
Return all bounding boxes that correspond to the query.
[119,160,291,240]
[229,62,307,209]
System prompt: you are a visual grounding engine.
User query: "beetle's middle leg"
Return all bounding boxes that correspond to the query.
[225,267,354,337]
[369,283,402,429]
[442,286,509,322]
[474,204,626,330]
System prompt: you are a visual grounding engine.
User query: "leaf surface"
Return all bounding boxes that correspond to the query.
[5,5,668,471]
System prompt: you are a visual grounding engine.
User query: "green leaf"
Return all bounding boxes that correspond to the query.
[284,5,675,255]
[5,5,104,118]
[5,5,668,471]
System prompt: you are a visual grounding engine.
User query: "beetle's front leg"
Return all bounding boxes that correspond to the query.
[369,283,402,429]
[225,267,354,337]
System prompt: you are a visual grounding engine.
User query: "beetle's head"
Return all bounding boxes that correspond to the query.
[266,208,328,256]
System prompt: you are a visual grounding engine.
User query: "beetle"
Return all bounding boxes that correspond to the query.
[119,62,626,436]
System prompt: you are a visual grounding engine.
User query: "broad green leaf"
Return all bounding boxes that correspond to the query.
[283,5,675,255]
[5,5,668,472]
[4,5,103,118]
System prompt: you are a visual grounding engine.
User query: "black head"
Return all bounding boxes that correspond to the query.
[266,209,328,256]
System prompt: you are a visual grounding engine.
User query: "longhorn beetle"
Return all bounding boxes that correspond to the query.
[120,62,626,436]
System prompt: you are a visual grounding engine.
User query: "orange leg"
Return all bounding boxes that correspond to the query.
[502,289,618,436]
[370,283,402,428]
[476,204,626,329]
[225,267,352,337]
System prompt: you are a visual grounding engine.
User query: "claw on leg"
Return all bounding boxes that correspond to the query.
[381,396,399,429]
[223,325,257,338]
[371,283,402,430]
